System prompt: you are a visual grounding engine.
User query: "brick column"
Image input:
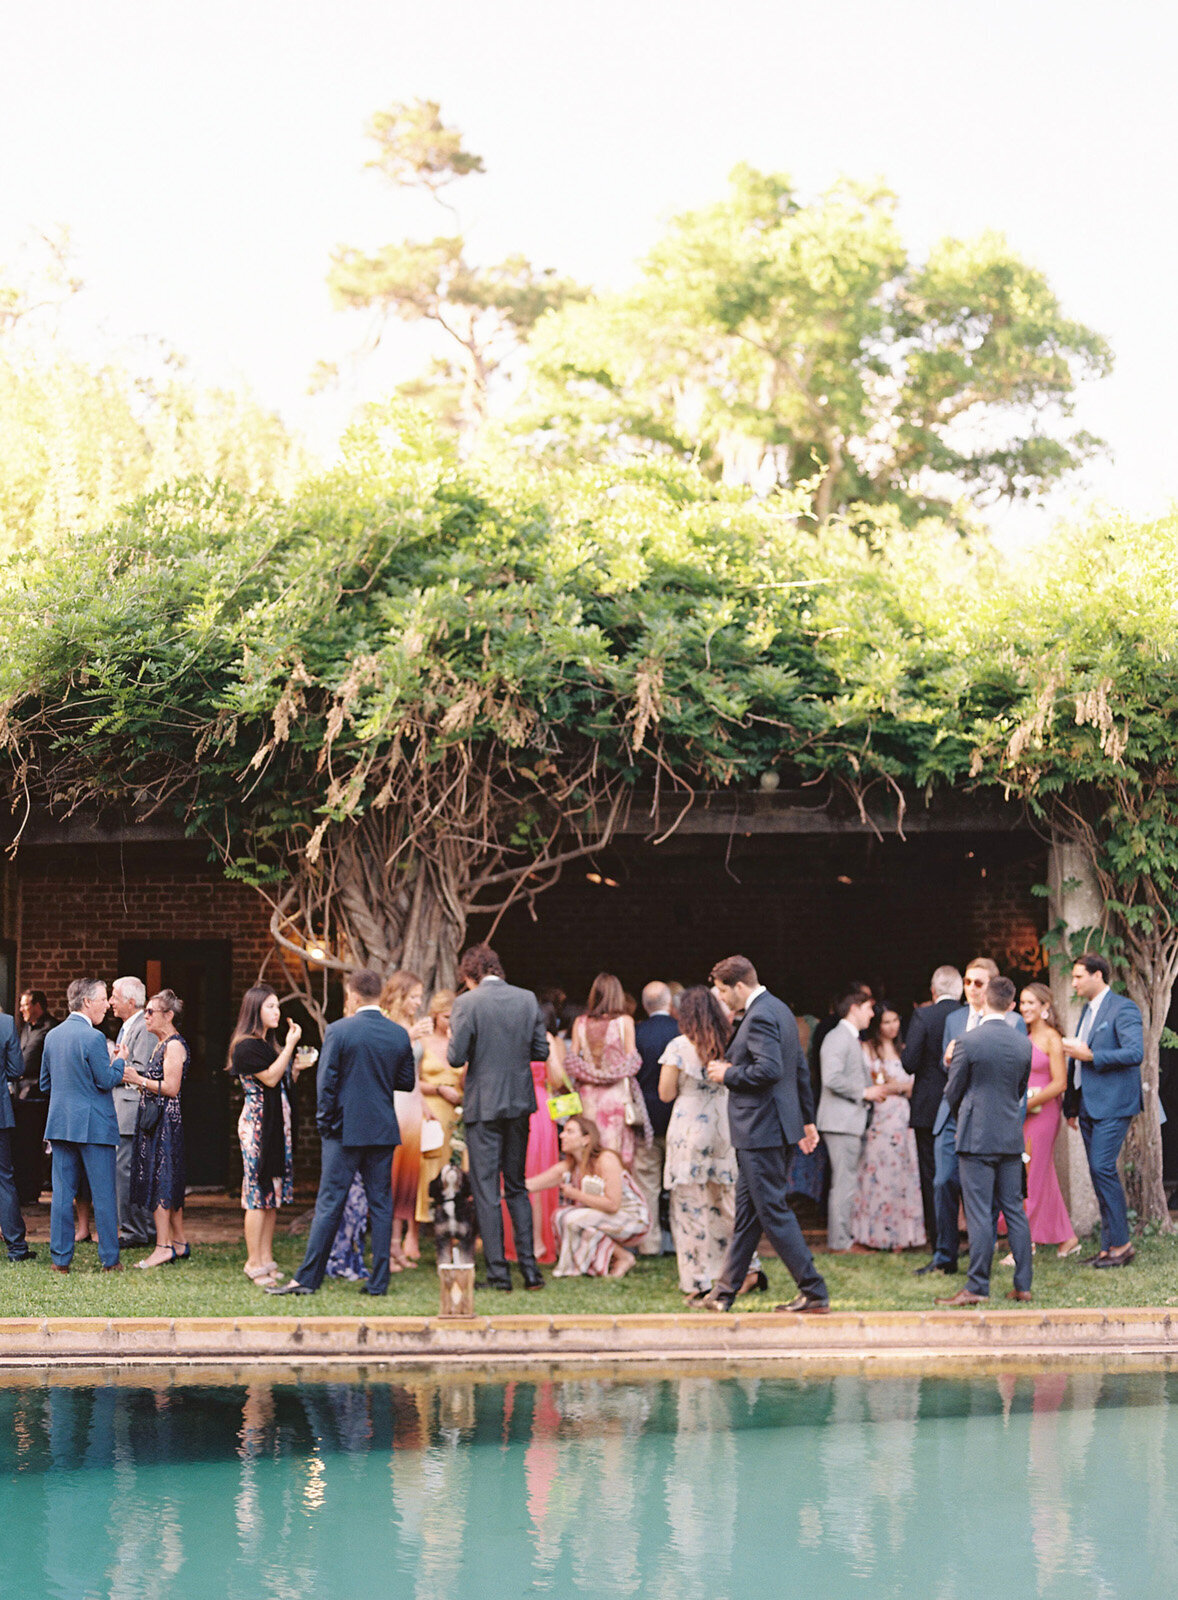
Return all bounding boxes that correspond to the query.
[1047,836,1099,1236]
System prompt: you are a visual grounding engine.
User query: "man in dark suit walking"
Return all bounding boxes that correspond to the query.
[702,955,829,1314]
[1062,952,1144,1269]
[935,974,1034,1305]
[901,965,963,1248]
[270,968,416,1297]
[448,942,549,1292]
[0,1004,34,1262]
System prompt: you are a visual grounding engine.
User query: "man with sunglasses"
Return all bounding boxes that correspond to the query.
[914,957,1026,1278]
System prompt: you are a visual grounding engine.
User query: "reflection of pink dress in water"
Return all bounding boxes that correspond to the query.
[503,1061,560,1263]
[1024,1043,1074,1244]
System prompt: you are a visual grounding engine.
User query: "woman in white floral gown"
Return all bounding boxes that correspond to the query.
[850,1005,926,1250]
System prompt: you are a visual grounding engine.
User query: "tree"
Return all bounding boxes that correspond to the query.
[325,100,584,438]
[0,412,959,1025]
[520,165,1111,527]
[957,510,1178,1228]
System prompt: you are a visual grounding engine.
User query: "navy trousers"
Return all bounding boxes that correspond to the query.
[931,1115,962,1267]
[296,1140,394,1293]
[0,1129,31,1259]
[466,1114,535,1283]
[959,1152,1032,1297]
[1079,1112,1133,1251]
[50,1142,119,1268]
[716,1144,828,1304]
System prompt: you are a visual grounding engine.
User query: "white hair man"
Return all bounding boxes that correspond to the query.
[110,976,155,1246]
[632,982,680,1256]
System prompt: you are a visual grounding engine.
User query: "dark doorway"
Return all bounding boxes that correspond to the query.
[118,939,233,1188]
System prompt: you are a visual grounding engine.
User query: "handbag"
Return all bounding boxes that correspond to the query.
[622,1076,644,1128]
[546,1062,582,1123]
[137,1087,164,1138]
[421,1117,445,1155]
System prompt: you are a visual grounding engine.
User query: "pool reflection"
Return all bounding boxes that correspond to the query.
[2,1369,1177,1598]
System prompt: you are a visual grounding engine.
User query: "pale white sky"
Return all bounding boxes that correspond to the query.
[2,0,1175,541]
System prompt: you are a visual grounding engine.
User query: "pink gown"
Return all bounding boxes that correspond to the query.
[503,1060,560,1263]
[1023,1043,1074,1244]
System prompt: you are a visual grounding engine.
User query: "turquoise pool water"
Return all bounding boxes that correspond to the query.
[1,1366,1175,1598]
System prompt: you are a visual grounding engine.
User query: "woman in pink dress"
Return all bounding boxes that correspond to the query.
[1016,983,1079,1257]
[503,1015,566,1264]
[564,973,649,1168]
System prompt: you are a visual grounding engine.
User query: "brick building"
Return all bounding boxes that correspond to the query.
[0,790,1054,1192]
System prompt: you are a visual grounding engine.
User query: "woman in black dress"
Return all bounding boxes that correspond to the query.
[124,989,190,1268]
[228,984,306,1288]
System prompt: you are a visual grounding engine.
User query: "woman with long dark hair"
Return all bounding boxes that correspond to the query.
[565,972,648,1167]
[123,990,191,1269]
[850,1003,925,1251]
[227,983,308,1287]
[526,1114,650,1278]
[658,985,762,1303]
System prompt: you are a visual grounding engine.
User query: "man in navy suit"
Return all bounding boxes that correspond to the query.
[40,978,129,1272]
[0,1004,35,1262]
[1062,952,1143,1268]
[270,968,416,1297]
[702,955,829,1314]
[914,957,1027,1278]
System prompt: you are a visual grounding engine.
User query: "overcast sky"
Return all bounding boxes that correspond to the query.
[2,0,1174,542]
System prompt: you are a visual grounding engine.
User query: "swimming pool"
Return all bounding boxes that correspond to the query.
[2,1364,1174,1598]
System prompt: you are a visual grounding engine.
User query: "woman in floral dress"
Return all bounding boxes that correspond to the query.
[564,972,649,1168]
[658,985,762,1302]
[527,1114,649,1278]
[850,1004,926,1250]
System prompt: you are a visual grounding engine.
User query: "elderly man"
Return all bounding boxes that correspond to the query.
[40,978,129,1273]
[632,981,679,1256]
[110,976,155,1247]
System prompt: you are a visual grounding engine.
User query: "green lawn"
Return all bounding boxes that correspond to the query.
[1,1230,1176,1318]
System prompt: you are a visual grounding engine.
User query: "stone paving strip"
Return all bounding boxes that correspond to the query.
[0,1308,1177,1370]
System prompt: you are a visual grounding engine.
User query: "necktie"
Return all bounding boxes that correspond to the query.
[966,1010,981,1031]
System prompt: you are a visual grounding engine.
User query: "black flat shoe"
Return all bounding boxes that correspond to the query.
[778,1293,830,1314]
[1093,1246,1136,1268]
[475,1278,513,1292]
[913,1261,957,1277]
[739,1269,769,1295]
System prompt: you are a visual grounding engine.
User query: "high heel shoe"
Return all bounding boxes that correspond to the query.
[167,1243,191,1262]
[739,1269,769,1295]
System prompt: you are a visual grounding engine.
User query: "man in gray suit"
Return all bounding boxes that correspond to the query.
[817,991,883,1252]
[110,977,155,1246]
[448,943,548,1292]
[936,974,1034,1306]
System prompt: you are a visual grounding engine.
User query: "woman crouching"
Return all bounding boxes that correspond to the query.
[528,1114,649,1279]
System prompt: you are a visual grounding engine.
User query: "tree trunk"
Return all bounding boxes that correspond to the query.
[1122,972,1173,1231]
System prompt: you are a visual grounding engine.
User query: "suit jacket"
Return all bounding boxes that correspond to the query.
[448,978,549,1123]
[902,997,960,1131]
[316,1008,416,1146]
[944,1016,1033,1155]
[722,989,813,1150]
[40,1012,125,1146]
[635,1012,680,1136]
[1064,990,1144,1121]
[18,1015,53,1085]
[932,1006,1027,1134]
[113,1010,154,1136]
[816,1022,872,1136]
[0,1014,25,1132]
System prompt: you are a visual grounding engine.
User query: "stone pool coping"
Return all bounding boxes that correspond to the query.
[1,1307,1177,1368]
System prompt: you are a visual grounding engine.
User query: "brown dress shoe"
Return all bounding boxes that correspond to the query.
[935,1288,988,1307]
[1005,1289,1032,1301]
[102,1262,124,1273]
[50,1263,70,1275]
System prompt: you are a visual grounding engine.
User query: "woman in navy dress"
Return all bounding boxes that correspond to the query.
[124,988,191,1268]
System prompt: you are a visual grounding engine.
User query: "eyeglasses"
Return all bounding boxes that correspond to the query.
[964,977,988,987]
[145,1006,166,1016]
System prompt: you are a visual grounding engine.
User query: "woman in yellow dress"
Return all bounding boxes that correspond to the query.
[383,969,431,1268]
[416,990,465,1224]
